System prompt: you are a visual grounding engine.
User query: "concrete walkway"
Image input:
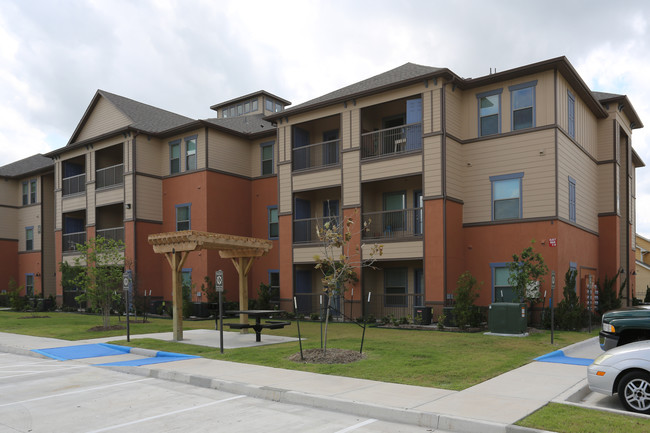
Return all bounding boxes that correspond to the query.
[0,331,603,433]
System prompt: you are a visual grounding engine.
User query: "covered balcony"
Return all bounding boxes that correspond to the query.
[293,189,341,244]
[361,175,423,240]
[292,115,340,172]
[360,96,422,160]
[96,145,124,189]
[96,203,124,244]
[62,211,86,252]
[62,156,86,196]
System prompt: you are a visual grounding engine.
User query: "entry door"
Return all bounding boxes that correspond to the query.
[294,198,311,243]
[295,270,312,315]
[293,127,310,170]
[405,98,422,150]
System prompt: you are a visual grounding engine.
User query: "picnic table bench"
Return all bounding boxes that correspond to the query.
[225,310,289,342]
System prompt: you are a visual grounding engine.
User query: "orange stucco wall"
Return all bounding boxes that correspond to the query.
[18,251,42,296]
[0,239,18,292]
[424,199,444,303]
[133,221,164,298]
[598,215,620,282]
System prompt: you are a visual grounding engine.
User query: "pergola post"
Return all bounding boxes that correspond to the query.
[164,250,188,341]
[232,256,255,327]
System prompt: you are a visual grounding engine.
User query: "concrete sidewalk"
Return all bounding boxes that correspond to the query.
[0,331,602,433]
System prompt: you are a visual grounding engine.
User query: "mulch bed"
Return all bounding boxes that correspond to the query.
[289,348,365,364]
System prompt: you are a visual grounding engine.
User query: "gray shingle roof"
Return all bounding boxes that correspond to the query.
[277,63,447,116]
[593,91,623,101]
[98,90,194,133]
[0,154,53,178]
[202,114,275,135]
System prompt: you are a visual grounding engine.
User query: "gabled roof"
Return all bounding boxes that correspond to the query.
[593,92,644,129]
[266,63,456,120]
[0,154,53,178]
[67,90,194,145]
[210,90,291,112]
[202,114,275,136]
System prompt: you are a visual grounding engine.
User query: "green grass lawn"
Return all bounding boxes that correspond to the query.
[0,310,595,390]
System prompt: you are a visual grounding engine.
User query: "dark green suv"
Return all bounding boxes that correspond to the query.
[600,306,650,351]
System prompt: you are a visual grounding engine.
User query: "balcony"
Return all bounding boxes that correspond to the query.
[62,173,86,196]
[63,231,86,252]
[293,216,340,244]
[362,208,423,240]
[96,227,125,243]
[361,122,422,160]
[293,139,340,171]
[96,164,124,189]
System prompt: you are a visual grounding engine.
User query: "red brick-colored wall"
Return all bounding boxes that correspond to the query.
[424,199,445,303]
[18,251,41,296]
[250,176,279,300]
[0,239,18,292]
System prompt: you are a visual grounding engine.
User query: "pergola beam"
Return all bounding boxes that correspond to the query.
[148,231,272,341]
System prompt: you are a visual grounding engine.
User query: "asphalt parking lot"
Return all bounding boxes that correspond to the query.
[0,352,441,433]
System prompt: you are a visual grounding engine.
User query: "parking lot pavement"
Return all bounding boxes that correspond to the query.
[0,352,442,433]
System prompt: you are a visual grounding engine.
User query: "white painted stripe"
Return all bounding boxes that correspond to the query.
[334,419,378,433]
[0,365,87,380]
[0,377,153,407]
[0,360,64,368]
[84,395,246,433]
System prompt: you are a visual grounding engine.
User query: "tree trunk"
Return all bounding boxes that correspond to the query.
[323,296,330,354]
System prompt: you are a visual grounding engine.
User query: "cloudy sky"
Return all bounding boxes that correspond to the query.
[1,0,650,232]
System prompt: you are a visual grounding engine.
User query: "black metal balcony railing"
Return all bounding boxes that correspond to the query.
[63,231,86,252]
[293,139,340,171]
[293,216,340,244]
[362,208,423,240]
[96,227,125,243]
[62,173,86,196]
[96,164,124,189]
[360,122,422,159]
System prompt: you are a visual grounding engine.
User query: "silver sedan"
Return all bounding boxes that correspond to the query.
[588,340,650,414]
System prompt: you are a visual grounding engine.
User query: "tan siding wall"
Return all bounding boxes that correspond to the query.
[597,118,615,161]
[279,164,292,213]
[61,195,86,213]
[446,86,464,138]
[278,126,289,164]
[343,151,361,206]
[341,109,351,150]
[136,137,165,176]
[0,179,19,205]
[557,75,598,157]
[96,187,124,207]
[423,135,442,197]
[207,130,251,177]
[361,154,421,182]
[463,129,556,223]
[293,167,341,192]
[598,163,616,214]
[293,246,328,263]
[558,134,599,232]
[363,240,422,260]
[135,175,162,221]
[0,207,17,239]
[17,205,41,251]
[55,190,62,230]
[250,137,275,177]
[75,97,131,143]
[86,182,95,225]
[349,108,360,150]
[124,174,134,220]
[446,137,464,199]
[163,129,206,175]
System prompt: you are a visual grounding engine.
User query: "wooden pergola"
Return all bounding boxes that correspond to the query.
[148,230,273,341]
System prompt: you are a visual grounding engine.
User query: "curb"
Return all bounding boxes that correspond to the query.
[102,364,551,433]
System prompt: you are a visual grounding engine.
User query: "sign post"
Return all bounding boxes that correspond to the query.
[123,270,133,342]
[550,271,556,345]
[215,270,224,354]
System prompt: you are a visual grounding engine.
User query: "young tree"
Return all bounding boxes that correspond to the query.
[313,212,382,353]
[71,236,125,329]
[453,271,481,329]
[508,240,548,305]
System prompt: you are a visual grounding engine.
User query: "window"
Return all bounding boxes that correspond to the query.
[569,176,576,223]
[222,109,228,118]
[567,90,576,138]
[266,98,273,111]
[268,206,278,239]
[181,269,192,301]
[491,172,523,220]
[269,270,280,305]
[26,227,34,251]
[477,89,502,136]
[30,179,37,203]
[25,274,34,297]
[252,99,258,112]
[261,141,274,175]
[185,136,197,171]
[176,204,191,231]
[22,182,28,205]
[492,264,515,302]
[509,81,536,130]
[384,268,407,307]
[383,191,406,233]
[170,141,181,174]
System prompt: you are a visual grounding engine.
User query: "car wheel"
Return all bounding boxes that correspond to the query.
[617,371,650,414]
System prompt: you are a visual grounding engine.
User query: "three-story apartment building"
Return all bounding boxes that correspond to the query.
[0,56,644,321]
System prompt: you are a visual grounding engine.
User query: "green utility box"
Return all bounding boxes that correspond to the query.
[488,303,527,334]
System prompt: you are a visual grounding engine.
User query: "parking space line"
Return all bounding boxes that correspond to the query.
[84,395,247,433]
[0,365,88,380]
[0,359,64,368]
[334,419,377,433]
[0,377,153,407]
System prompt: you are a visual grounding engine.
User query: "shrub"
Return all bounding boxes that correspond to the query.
[597,273,623,315]
[453,271,481,329]
[555,269,587,330]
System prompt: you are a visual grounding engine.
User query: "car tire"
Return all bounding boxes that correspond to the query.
[617,371,650,414]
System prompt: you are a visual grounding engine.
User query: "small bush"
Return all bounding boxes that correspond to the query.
[437,314,446,330]
[310,313,320,321]
[453,271,481,329]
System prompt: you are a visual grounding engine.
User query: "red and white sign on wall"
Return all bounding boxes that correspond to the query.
[549,238,557,247]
